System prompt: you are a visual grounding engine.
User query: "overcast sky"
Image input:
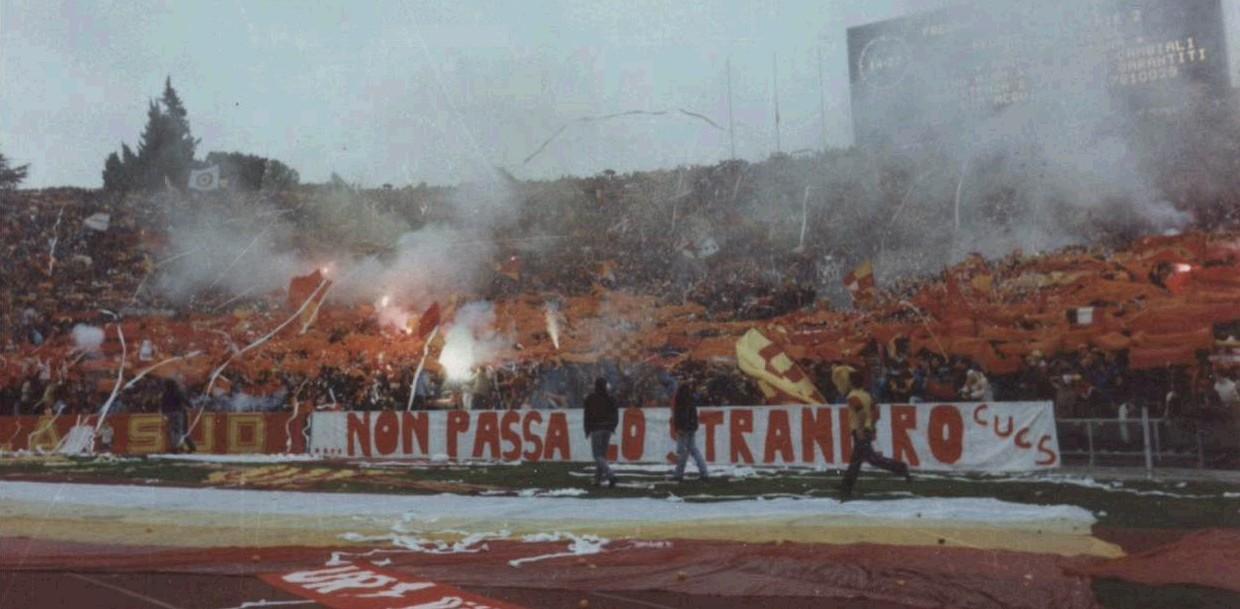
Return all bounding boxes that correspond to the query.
[1,0,941,188]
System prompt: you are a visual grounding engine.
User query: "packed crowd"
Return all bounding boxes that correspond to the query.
[2,154,1238,453]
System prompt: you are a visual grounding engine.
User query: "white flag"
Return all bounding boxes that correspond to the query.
[189,165,221,191]
[83,212,110,232]
[1067,307,1094,326]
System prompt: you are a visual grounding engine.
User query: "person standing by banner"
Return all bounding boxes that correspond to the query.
[583,378,619,488]
[840,369,909,499]
[160,378,197,454]
[671,383,709,482]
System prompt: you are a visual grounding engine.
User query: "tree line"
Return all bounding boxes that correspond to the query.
[102,77,299,193]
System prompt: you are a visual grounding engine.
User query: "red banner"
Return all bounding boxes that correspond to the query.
[0,412,307,454]
[262,562,528,609]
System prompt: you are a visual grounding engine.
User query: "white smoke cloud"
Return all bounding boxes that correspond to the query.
[845,0,1209,281]
[438,301,509,383]
[153,205,304,303]
[330,224,497,308]
[150,168,523,312]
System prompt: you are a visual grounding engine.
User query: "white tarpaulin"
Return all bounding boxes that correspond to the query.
[309,402,1060,472]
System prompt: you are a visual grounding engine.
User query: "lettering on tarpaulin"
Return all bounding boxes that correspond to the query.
[283,565,396,594]
[268,563,522,609]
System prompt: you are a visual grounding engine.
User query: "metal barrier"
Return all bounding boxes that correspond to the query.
[1057,407,1206,475]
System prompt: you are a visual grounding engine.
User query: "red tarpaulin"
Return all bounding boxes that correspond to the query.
[0,537,1103,609]
[1074,529,1240,594]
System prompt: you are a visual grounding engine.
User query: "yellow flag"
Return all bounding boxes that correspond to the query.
[736,328,826,404]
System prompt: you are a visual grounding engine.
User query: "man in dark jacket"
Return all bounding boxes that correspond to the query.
[160,378,196,454]
[582,377,619,488]
[671,383,709,481]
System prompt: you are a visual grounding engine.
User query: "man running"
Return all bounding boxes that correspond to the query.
[840,368,910,499]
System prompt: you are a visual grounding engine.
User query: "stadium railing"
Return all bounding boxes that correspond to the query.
[1057,407,1215,475]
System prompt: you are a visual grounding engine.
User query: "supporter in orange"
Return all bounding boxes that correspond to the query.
[840,369,911,500]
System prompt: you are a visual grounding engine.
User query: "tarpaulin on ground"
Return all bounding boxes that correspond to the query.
[1073,529,1240,594]
[0,536,1102,609]
[310,402,1060,471]
[374,538,1102,609]
[263,562,530,609]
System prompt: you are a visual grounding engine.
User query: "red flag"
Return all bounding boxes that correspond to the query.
[287,269,326,309]
[288,269,332,331]
[944,270,977,316]
[496,255,522,281]
[416,302,441,339]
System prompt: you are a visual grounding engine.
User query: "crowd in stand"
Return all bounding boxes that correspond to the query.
[2,155,1238,457]
[799,337,1240,422]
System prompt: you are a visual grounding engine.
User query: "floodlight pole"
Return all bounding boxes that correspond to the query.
[818,46,828,152]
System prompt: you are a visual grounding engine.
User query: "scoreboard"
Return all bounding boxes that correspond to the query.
[847,0,1240,148]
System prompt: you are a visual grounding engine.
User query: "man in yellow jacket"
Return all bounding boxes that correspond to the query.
[840,368,911,499]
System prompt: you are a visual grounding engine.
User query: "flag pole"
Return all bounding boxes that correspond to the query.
[727,58,737,160]
[772,52,782,155]
[797,185,810,252]
[407,325,440,411]
[817,46,828,153]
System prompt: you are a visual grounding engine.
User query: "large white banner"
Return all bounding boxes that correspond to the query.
[309,402,1059,471]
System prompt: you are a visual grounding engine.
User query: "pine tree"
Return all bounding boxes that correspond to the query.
[204,151,301,191]
[0,151,29,189]
[135,99,173,189]
[104,144,139,192]
[121,143,138,172]
[102,151,124,191]
[160,76,197,186]
[104,77,197,192]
